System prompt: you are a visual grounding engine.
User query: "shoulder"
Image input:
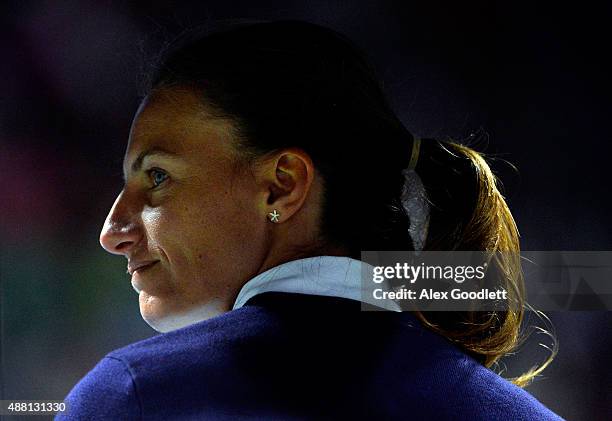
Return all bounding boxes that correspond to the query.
[59,305,276,420]
[60,293,563,420]
[428,357,564,420]
[354,313,564,420]
[58,305,267,420]
[56,355,140,420]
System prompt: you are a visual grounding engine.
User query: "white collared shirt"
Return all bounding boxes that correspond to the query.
[232,255,401,312]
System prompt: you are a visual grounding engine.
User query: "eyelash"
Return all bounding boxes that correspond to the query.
[147,168,169,189]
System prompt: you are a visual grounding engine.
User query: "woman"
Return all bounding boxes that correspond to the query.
[58,21,561,420]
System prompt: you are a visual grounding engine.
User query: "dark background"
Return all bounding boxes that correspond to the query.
[1,1,611,420]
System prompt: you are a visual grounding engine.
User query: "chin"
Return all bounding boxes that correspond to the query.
[139,292,228,333]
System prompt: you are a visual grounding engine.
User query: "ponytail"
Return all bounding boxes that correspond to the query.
[411,136,557,387]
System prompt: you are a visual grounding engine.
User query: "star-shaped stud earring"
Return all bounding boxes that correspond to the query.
[268,209,280,223]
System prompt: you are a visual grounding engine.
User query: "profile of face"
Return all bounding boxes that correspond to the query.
[99,88,319,332]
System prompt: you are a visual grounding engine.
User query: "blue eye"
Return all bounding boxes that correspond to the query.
[149,169,169,188]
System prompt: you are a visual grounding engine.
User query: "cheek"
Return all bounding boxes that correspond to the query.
[184,190,267,285]
[149,191,262,272]
[142,175,267,299]
[194,197,263,262]
[141,206,164,235]
[140,202,196,274]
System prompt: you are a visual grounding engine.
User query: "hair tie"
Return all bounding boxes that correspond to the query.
[407,135,421,171]
[400,135,430,252]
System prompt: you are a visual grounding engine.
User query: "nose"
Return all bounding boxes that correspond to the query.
[99,191,143,256]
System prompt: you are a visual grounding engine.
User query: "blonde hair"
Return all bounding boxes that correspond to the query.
[412,139,557,388]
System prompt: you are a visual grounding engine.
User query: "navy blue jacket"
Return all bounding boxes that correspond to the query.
[57,292,563,420]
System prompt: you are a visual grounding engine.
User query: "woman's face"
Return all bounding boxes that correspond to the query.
[99,88,269,332]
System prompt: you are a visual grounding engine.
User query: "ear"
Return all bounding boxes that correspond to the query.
[255,148,315,224]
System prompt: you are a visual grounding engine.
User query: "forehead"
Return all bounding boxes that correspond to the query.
[125,88,237,165]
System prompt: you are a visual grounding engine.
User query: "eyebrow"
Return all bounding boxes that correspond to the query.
[123,148,179,182]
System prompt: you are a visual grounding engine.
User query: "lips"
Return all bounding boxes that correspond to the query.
[127,260,159,275]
